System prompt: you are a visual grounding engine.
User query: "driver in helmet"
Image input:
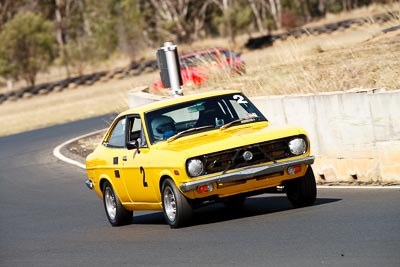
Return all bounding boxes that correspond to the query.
[151,115,176,141]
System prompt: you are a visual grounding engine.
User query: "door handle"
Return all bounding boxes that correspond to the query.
[122,156,127,161]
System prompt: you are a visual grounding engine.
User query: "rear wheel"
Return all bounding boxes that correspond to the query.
[103,181,132,226]
[161,179,192,228]
[285,166,317,208]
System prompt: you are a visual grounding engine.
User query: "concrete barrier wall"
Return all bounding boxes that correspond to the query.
[251,89,400,183]
[129,89,400,184]
[127,87,169,108]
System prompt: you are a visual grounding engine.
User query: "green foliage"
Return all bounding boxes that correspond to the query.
[63,36,99,76]
[0,0,392,84]
[215,1,252,42]
[262,17,277,31]
[85,0,119,59]
[116,0,146,60]
[230,2,253,35]
[72,0,145,63]
[63,0,146,74]
[0,11,56,86]
[327,1,344,13]
[0,0,24,31]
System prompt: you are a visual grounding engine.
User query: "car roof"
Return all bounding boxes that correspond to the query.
[180,48,228,59]
[119,89,241,117]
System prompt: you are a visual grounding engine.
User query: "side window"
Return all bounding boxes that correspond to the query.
[128,116,148,148]
[106,118,126,148]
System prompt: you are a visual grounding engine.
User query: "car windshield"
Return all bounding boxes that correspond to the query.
[145,93,267,144]
[180,51,218,68]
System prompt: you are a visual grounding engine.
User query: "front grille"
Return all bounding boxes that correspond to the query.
[200,137,298,176]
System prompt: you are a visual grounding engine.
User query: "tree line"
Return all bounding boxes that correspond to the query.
[0,0,394,88]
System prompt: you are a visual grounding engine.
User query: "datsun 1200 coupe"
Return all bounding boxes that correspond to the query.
[85,90,316,228]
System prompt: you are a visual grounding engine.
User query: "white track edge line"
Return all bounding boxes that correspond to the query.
[53,129,106,170]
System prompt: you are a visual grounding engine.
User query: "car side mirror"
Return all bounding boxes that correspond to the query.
[127,139,141,154]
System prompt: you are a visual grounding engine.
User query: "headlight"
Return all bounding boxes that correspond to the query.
[186,159,204,177]
[288,137,307,155]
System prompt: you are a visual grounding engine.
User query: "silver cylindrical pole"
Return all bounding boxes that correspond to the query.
[162,42,183,96]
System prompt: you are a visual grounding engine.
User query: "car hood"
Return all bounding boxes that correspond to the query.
[153,122,308,158]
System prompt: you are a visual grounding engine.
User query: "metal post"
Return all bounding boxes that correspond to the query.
[157,42,183,96]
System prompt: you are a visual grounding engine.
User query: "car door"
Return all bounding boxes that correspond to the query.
[120,115,159,203]
[99,116,131,203]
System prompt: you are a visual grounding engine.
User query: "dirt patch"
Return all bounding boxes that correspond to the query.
[66,131,105,161]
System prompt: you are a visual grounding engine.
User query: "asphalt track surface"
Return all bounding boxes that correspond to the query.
[0,115,399,267]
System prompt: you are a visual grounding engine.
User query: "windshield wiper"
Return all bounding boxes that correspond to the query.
[219,118,255,130]
[167,125,214,142]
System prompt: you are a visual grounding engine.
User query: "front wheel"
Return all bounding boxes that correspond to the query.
[285,166,317,208]
[102,181,133,226]
[161,179,193,228]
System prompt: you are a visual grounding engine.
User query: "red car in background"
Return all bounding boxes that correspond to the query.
[153,48,245,90]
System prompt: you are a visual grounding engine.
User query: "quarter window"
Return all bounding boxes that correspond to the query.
[106,118,126,148]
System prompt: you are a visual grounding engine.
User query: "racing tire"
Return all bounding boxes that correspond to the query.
[285,166,317,208]
[161,179,193,228]
[102,181,133,227]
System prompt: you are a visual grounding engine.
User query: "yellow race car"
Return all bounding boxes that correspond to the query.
[85,90,316,228]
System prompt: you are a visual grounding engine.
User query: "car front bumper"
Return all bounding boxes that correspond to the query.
[180,156,315,192]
